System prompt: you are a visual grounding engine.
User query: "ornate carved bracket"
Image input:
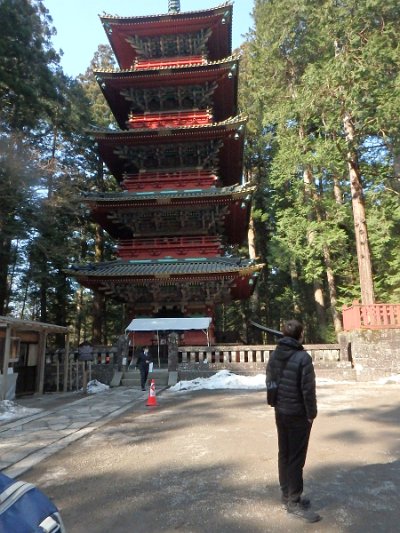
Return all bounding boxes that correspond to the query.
[114,140,222,173]
[126,29,212,59]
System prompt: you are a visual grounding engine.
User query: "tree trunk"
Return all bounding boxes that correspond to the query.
[40,278,47,322]
[333,175,343,204]
[76,288,84,346]
[248,214,257,261]
[91,157,106,342]
[303,166,327,328]
[247,213,261,340]
[92,225,105,343]
[323,245,342,334]
[92,292,104,344]
[313,281,326,328]
[290,260,301,315]
[0,236,11,315]
[343,112,375,305]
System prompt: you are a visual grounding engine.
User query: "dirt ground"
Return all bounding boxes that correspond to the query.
[23,382,400,533]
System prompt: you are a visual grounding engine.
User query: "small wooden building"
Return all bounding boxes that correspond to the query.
[0,316,70,399]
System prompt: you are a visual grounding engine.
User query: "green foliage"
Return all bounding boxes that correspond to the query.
[238,0,400,341]
[0,0,60,129]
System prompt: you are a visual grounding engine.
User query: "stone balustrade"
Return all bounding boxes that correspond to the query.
[179,344,341,365]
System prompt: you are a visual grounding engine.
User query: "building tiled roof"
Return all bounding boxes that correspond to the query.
[94,59,240,128]
[100,3,233,70]
[94,55,240,75]
[83,183,255,203]
[93,117,246,184]
[66,257,263,279]
[100,2,232,23]
[91,114,247,138]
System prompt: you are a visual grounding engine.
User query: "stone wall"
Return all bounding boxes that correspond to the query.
[178,361,266,381]
[91,365,115,386]
[339,329,400,381]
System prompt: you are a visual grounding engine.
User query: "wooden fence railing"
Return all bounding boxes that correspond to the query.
[342,302,400,331]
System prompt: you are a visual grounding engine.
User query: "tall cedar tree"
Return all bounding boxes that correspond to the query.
[0,0,60,314]
[242,0,400,340]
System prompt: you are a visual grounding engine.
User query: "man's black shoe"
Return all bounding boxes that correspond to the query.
[287,502,321,523]
[281,496,311,509]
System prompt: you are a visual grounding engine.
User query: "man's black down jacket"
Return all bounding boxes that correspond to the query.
[266,336,317,420]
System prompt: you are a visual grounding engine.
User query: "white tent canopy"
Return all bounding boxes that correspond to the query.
[125,317,211,332]
[126,318,212,365]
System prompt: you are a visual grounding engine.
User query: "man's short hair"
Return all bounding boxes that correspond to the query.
[282,319,304,340]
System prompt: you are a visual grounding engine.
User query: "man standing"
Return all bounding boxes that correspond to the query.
[266,319,321,523]
[136,346,152,391]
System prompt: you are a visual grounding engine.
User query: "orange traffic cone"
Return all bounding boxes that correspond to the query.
[146,379,158,407]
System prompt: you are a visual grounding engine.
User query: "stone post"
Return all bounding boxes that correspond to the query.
[338,332,352,365]
[115,334,129,371]
[167,332,179,372]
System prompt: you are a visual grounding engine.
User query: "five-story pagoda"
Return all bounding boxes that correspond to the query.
[67,1,263,344]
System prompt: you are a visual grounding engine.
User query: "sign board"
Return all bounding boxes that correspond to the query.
[78,343,94,362]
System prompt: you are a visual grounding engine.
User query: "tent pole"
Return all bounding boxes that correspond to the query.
[157,331,160,368]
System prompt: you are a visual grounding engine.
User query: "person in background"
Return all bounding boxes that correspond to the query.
[266,319,321,523]
[136,346,152,391]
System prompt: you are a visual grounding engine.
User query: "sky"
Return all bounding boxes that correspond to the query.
[42,0,255,77]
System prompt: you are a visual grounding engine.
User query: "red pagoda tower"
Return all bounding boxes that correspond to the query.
[67,1,263,345]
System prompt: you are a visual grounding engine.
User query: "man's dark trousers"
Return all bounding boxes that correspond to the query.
[275,412,312,502]
[139,364,149,390]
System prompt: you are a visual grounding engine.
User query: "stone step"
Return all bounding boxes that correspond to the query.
[121,369,169,388]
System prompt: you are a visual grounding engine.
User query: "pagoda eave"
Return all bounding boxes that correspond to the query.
[92,115,246,140]
[83,183,255,204]
[94,55,239,76]
[100,3,233,69]
[66,260,263,306]
[93,117,246,183]
[94,59,239,128]
[66,258,263,279]
[84,187,254,243]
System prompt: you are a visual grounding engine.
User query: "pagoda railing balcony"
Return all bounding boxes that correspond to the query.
[122,169,218,191]
[342,301,400,331]
[117,236,223,260]
[133,55,207,70]
[127,109,213,129]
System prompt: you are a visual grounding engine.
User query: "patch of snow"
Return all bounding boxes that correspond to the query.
[169,370,266,392]
[0,400,41,421]
[169,371,400,393]
[377,374,400,385]
[86,379,109,394]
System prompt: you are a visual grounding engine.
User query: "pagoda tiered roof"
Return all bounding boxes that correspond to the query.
[65,2,263,322]
[67,256,260,277]
[83,182,254,202]
[65,256,263,309]
[100,3,233,69]
[83,183,255,244]
[92,115,246,184]
[94,56,239,128]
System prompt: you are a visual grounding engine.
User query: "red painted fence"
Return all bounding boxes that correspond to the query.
[342,302,400,331]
